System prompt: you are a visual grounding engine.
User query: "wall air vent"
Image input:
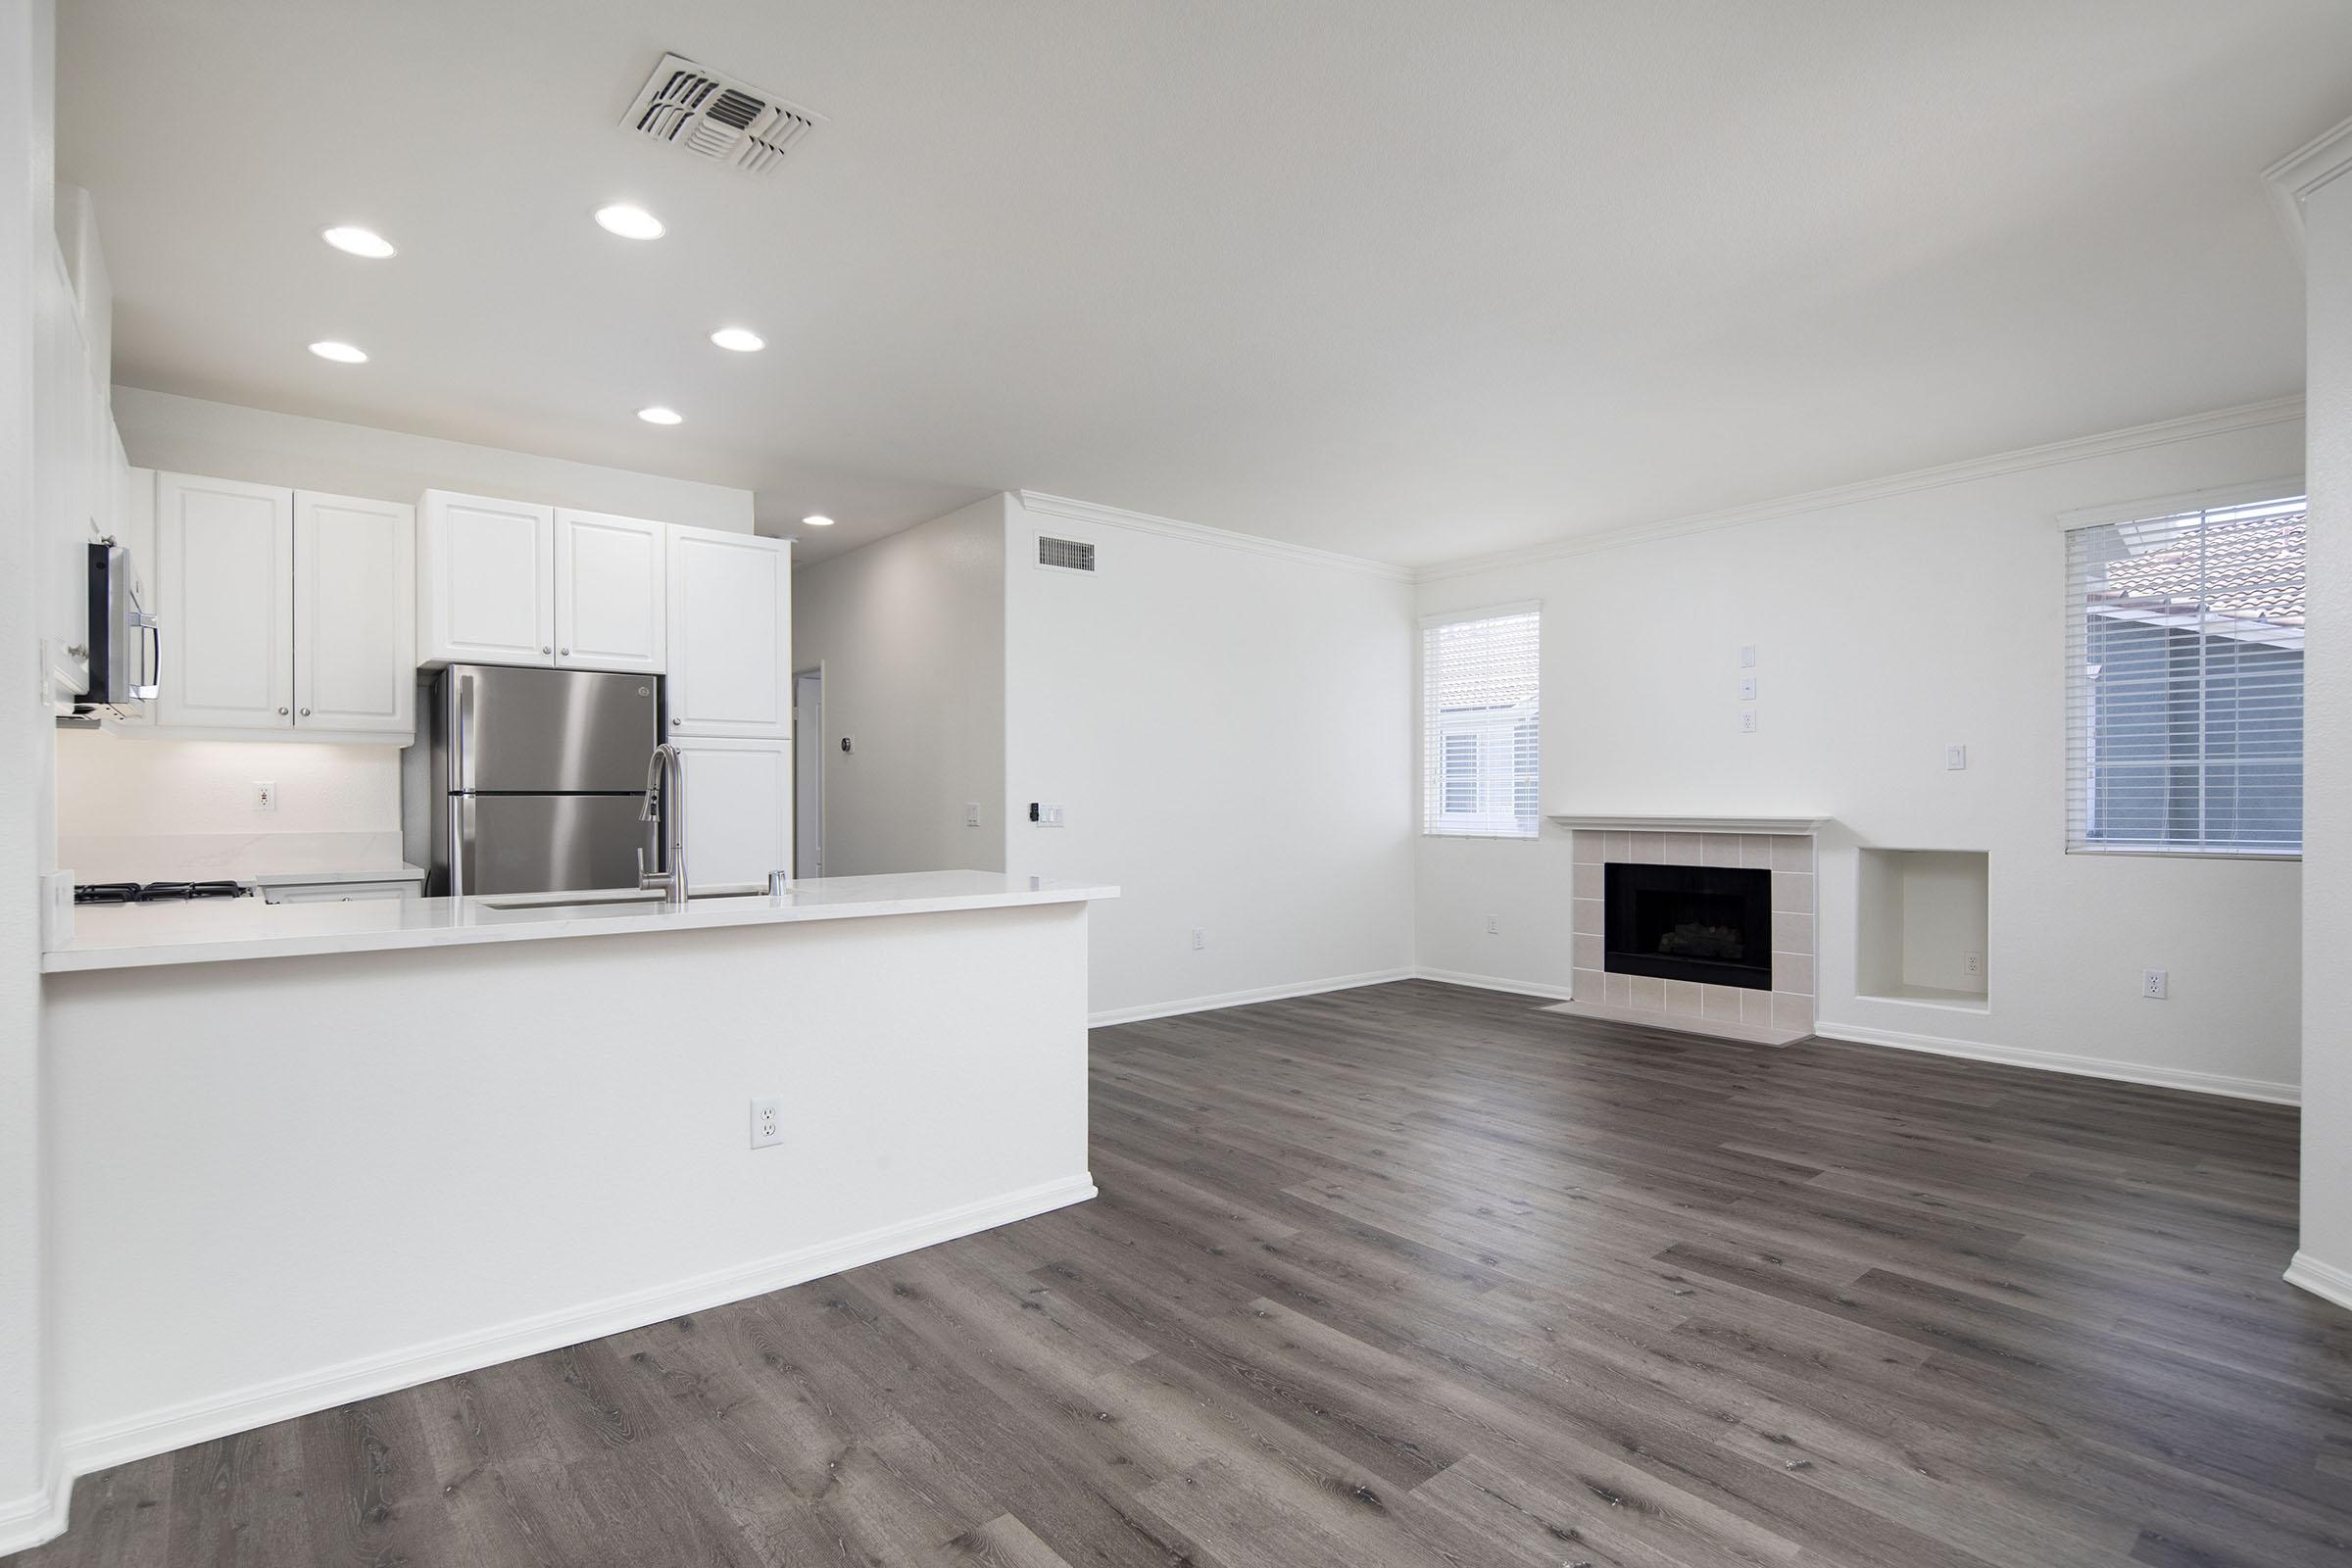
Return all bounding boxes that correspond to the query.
[620,53,820,174]
[1036,535,1097,574]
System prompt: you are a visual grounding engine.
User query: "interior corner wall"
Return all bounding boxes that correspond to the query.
[790,495,1009,877]
[1002,496,1417,1021]
[111,387,757,533]
[0,0,56,1539]
[1414,411,2307,1101]
[2298,172,2352,1284]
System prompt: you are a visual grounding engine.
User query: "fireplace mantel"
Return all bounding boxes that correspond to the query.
[1547,813,1830,836]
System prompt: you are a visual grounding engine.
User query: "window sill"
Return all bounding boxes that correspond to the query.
[2067,844,2301,863]
[1422,831,1541,842]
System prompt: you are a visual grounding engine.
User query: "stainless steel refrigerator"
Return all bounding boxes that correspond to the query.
[421,664,662,898]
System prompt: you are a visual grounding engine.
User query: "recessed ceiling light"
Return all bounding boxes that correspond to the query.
[595,204,664,239]
[320,225,396,259]
[308,340,368,364]
[801,514,835,527]
[710,326,765,353]
[637,406,683,425]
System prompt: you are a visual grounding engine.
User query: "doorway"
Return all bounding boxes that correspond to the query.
[792,666,824,879]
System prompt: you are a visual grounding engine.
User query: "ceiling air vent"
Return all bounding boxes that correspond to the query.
[1036,535,1097,574]
[620,53,819,174]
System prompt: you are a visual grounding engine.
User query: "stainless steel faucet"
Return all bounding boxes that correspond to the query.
[636,744,688,907]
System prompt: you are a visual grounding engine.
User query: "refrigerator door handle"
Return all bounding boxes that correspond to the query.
[451,667,478,794]
[451,794,476,903]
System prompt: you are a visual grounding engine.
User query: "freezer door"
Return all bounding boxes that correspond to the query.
[455,793,652,896]
[446,664,661,793]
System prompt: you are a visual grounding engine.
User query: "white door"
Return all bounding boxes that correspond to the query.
[294,491,416,734]
[555,510,665,672]
[419,490,555,666]
[156,472,295,730]
[674,739,793,888]
[665,526,791,739]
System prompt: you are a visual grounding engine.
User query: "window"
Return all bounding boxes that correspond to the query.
[1422,607,1540,837]
[2065,491,2305,856]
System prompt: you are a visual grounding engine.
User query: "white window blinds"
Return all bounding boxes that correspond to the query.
[1422,608,1540,838]
[2065,493,2305,856]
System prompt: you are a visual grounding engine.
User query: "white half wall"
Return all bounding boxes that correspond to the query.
[112,386,756,532]
[791,495,1008,876]
[1416,406,2307,1102]
[0,0,57,1539]
[2297,155,2352,1289]
[1004,494,1417,1021]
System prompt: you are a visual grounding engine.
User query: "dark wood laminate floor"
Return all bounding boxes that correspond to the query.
[14,980,2348,1568]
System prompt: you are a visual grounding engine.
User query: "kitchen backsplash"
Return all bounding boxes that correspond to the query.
[54,730,401,839]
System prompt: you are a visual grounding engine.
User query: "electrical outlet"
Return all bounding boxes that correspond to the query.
[1740,645,1757,667]
[254,780,277,814]
[1738,676,1757,701]
[1485,914,1499,935]
[1192,927,1205,951]
[1964,950,1982,977]
[965,802,981,827]
[750,1097,785,1149]
[1946,745,1968,771]
[1740,710,1758,733]
[2142,968,2169,1001]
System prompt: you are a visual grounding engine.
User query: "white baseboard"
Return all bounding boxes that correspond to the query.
[1090,968,1414,1027]
[1412,967,1578,1003]
[20,1174,1095,1551]
[1813,1021,2299,1106]
[2285,1250,2352,1313]
[0,1449,70,1557]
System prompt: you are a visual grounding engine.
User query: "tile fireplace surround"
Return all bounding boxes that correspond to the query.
[1548,814,1824,1047]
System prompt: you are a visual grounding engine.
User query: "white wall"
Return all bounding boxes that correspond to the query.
[0,0,55,1543]
[791,496,1007,876]
[113,386,756,532]
[2297,166,2352,1286]
[1003,495,1418,1021]
[1417,409,2307,1102]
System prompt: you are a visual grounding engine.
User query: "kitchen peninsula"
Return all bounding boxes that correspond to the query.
[40,870,1114,1472]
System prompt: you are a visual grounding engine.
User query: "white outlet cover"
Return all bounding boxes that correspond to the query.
[1739,676,1757,701]
[750,1096,786,1149]
[965,802,981,827]
[254,780,277,813]
[1740,645,1758,667]
[1740,710,1758,733]
[2142,969,2169,1001]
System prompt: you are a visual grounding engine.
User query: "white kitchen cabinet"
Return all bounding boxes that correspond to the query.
[156,473,296,730]
[418,491,556,666]
[294,492,416,733]
[665,526,790,739]
[555,509,665,672]
[674,739,792,888]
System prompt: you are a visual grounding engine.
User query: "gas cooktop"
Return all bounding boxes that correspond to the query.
[73,880,252,906]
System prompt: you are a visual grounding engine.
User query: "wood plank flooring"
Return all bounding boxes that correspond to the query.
[13,979,2348,1567]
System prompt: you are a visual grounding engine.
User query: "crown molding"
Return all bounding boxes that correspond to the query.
[1414,395,2307,584]
[2263,113,2352,265]
[1013,490,1413,582]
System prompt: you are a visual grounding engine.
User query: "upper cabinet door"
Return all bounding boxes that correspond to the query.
[665,526,791,739]
[156,473,295,729]
[418,490,555,666]
[554,510,666,673]
[294,492,416,734]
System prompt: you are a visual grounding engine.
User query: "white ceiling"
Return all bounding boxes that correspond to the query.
[58,1,2352,566]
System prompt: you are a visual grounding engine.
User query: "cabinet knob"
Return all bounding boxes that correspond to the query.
[541,645,552,655]
[277,706,289,715]
[299,708,311,717]
[560,647,569,657]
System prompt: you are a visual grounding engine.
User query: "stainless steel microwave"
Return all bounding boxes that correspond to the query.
[81,538,159,716]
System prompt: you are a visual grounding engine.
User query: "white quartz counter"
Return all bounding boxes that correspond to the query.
[43,869,1119,973]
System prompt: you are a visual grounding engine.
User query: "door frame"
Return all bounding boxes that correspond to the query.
[792,662,825,879]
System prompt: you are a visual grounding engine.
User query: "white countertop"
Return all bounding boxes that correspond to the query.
[43,870,1119,974]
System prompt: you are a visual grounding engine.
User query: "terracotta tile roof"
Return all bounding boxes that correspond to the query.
[2089,509,2305,630]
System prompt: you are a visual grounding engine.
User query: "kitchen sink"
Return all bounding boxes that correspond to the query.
[476,888,767,911]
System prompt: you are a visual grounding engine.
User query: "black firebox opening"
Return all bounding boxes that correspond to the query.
[1603,862,1773,991]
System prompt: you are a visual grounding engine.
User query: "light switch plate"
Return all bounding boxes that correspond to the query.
[1946,745,1968,770]
[1739,645,1758,667]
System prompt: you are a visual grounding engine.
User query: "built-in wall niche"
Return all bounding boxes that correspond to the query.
[1856,848,1990,1010]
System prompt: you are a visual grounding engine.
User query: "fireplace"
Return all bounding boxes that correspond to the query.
[1604,861,1773,991]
